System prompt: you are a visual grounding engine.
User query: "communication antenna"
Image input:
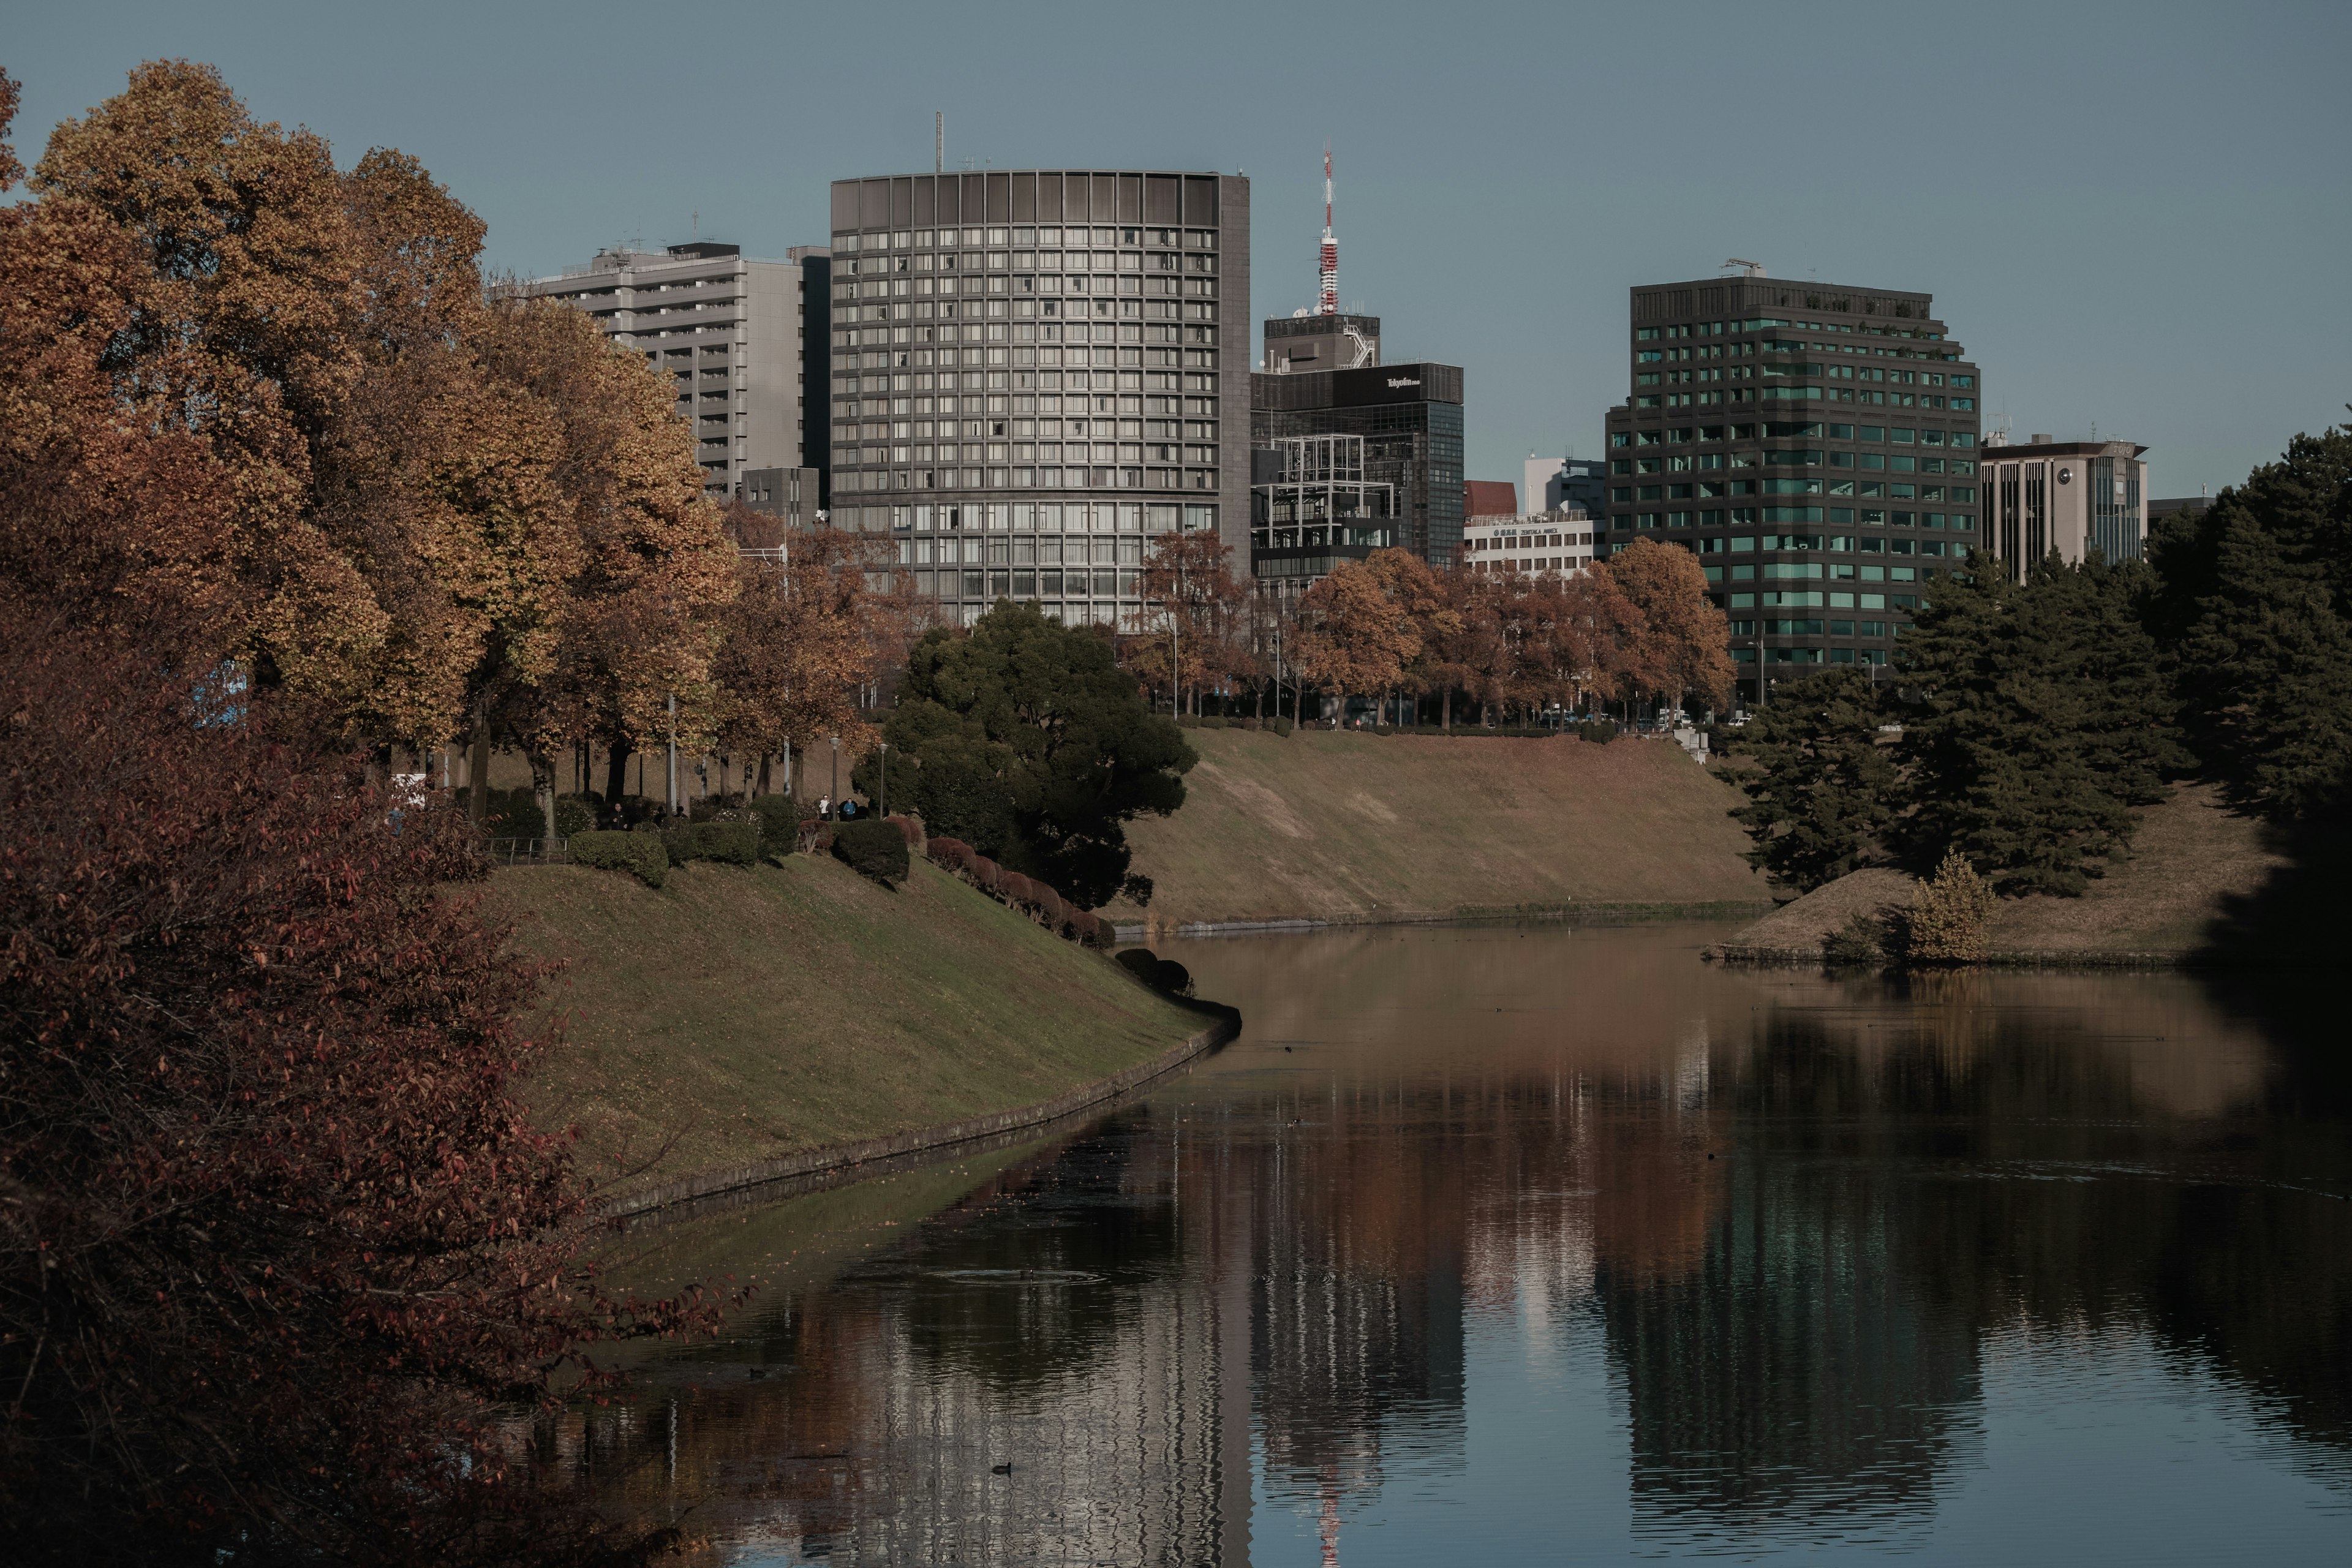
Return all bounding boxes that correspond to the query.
[1722,257,1764,277]
[1317,143,1338,316]
[935,112,943,175]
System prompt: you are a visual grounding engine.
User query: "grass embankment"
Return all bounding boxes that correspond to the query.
[1711,783,2293,965]
[1105,727,1773,930]
[480,855,1210,1201]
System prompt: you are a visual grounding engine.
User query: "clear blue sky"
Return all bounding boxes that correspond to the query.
[7,0,2347,499]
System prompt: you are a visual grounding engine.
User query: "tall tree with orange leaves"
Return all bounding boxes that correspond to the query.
[1605,538,1733,717]
[10,60,737,805]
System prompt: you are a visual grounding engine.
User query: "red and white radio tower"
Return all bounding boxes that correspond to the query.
[1317,144,1338,315]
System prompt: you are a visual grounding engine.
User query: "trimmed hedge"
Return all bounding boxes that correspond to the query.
[693,820,761,865]
[570,829,666,888]
[832,817,910,887]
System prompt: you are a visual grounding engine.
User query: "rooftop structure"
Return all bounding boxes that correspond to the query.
[1249,433,1398,595]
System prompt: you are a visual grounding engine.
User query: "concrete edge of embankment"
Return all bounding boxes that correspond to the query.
[1705,943,2199,971]
[597,1004,1242,1221]
[1117,900,1774,943]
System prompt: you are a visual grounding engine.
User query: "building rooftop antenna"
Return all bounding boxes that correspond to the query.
[935,111,943,175]
[1317,143,1338,316]
[1723,257,1764,277]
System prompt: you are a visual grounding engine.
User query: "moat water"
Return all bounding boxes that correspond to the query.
[562,924,2352,1565]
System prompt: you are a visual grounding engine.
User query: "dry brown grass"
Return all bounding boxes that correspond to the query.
[1713,782,2285,962]
[479,856,1205,1198]
[1107,728,1772,928]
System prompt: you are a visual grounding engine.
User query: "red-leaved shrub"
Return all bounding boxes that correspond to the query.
[0,611,721,1565]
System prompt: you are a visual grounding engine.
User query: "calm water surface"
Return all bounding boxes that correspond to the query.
[566,924,2352,1565]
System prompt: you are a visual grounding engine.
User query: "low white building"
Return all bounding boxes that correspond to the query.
[1978,434,2148,581]
[1460,509,1597,579]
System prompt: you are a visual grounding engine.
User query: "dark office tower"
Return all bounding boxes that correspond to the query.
[825,171,1250,630]
[1602,276,1982,706]
[1251,362,1466,581]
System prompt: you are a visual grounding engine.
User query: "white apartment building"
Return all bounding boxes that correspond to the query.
[517,240,828,517]
[1460,510,1597,578]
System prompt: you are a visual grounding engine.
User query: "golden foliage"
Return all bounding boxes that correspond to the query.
[1904,849,1994,965]
[3,60,744,765]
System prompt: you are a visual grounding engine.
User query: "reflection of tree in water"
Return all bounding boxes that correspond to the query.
[1600,976,2352,1543]
[1595,1007,1981,1545]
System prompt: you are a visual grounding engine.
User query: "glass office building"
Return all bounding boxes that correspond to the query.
[1251,361,1466,572]
[825,170,1250,628]
[1602,276,1982,706]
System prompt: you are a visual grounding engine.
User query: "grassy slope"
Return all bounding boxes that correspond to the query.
[1715,783,2288,960]
[480,856,1207,1196]
[1107,728,1772,927]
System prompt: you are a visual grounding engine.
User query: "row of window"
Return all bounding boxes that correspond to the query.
[910,535,1142,565]
[889,502,1214,533]
[1639,319,1945,342]
[839,366,1216,398]
[834,226,1215,252]
[1731,647,1893,666]
[839,268,1215,302]
[1616,424,1973,449]
[1731,619,1891,638]
[1642,388,1971,410]
[845,442,1218,466]
[916,568,1140,601]
[1617,452,1975,475]
[1708,562,1933,584]
[1640,343,1969,377]
[835,465,1217,492]
[1618,481,1978,501]
[846,417,1215,442]
[1623,510,1975,530]
[1726,589,1920,611]
[847,391,1214,418]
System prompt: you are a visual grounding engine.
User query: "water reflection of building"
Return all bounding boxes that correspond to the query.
[551,944,2352,1559]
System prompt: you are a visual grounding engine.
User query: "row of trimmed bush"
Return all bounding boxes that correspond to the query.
[567,819,763,887]
[924,836,1115,947]
[1177,715,1294,735]
[1178,716,1617,741]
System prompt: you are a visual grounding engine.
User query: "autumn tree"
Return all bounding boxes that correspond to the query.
[712,507,910,796]
[1294,551,1427,722]
[1360,546,1458,722]
[0,608,721,1566]
[13,61,737,823]
[0,77,239,654]
[1604,538,1733,718]
[1131,527,1251,714]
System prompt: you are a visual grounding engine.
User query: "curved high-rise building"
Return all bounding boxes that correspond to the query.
[825,170,1251,627]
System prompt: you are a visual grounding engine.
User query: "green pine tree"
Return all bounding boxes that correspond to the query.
[858,601,1195,907]
[1896,550,2183,896]
[1723,665,1901,892]
[2155,421,2352,816]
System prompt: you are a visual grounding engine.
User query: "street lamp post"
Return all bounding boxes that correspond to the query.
[828,734,840,819]
[878,741,889,818]
[666,693,678,817]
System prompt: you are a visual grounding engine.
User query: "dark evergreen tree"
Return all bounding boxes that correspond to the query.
[858,601,1194,907]
[1896,551,2184,896]
[2152,421,2352,816]
[1724,665,1901,892]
